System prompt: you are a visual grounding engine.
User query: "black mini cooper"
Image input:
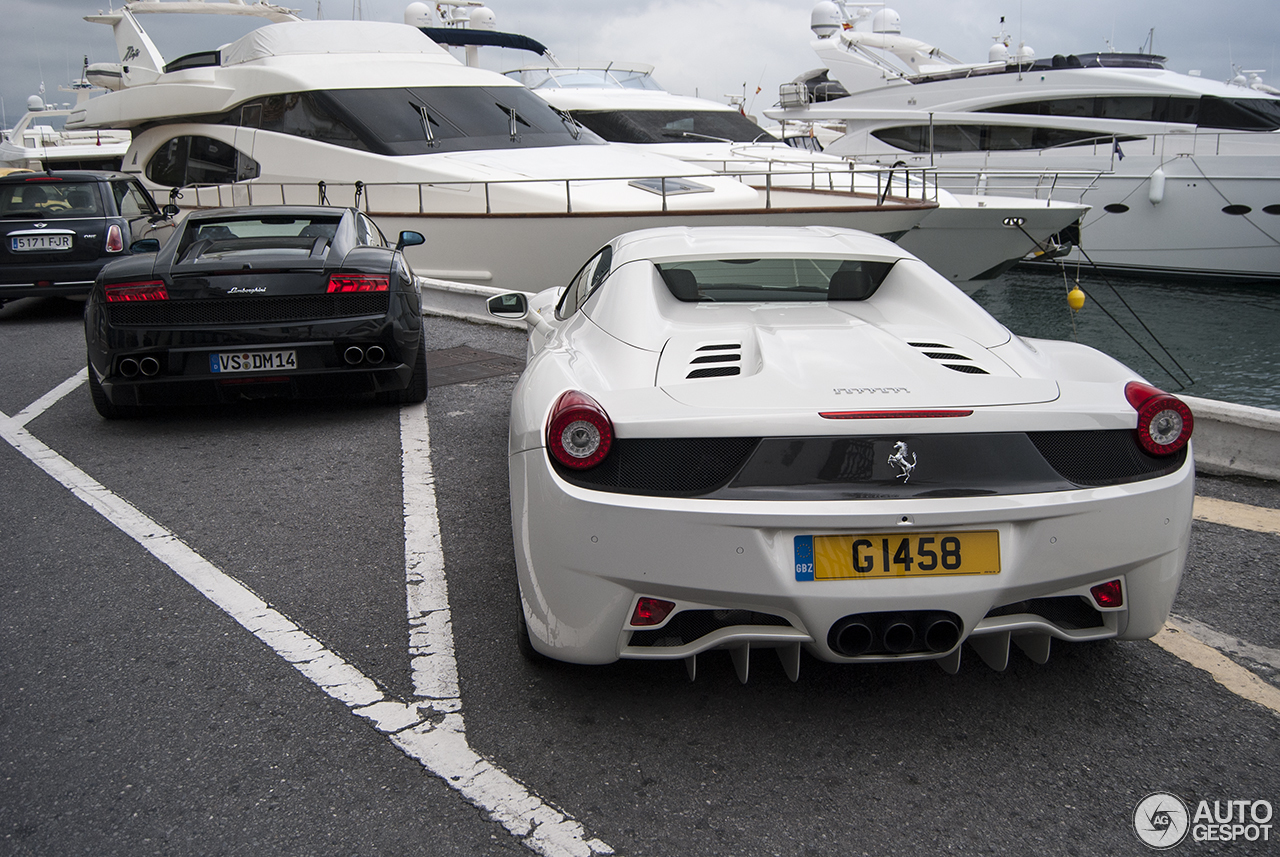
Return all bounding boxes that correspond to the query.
[0,170,177,306]
[85,205,428,418]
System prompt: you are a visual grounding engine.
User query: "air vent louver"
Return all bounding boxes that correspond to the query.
[686,342,742,379]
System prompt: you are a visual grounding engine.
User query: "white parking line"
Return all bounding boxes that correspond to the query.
[0,379,615,857]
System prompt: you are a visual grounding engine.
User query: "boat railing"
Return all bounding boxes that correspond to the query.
[171,164,942,215]
[924,168,1105,203]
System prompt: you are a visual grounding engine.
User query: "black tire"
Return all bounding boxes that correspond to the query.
[87,359,140,419]
[378,329,428,405]
[516,600,546,663]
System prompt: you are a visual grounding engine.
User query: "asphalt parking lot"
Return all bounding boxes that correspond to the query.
[2,295,1277,856]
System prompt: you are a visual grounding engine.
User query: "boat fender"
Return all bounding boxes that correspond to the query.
[1148,167,1166,205]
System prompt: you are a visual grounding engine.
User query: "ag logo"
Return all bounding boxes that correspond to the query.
[1134,792,1190,849]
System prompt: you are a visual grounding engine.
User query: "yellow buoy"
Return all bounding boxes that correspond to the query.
[1067,287,1086,310]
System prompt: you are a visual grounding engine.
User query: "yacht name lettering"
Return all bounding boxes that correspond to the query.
[123,46,140,62]
[228,287,267,294]
[833,387,910,395]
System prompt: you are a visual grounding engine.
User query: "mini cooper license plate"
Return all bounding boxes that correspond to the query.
[794,532,1000,581]
[210,350,297,373]
[11,234,72,252]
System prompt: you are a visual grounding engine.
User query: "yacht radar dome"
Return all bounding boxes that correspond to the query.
[468,5,496,30]
[403,2,434,27]
[811,1,843,38]
[26,95,45,112]
[871,9,901,34]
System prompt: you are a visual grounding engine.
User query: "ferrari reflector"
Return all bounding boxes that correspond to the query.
[795,531,1000,580]
[1090,579,1124,608]
[630,597,676,626]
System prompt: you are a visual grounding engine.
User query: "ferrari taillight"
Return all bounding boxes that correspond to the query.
[105,224,124,253]
[546,390,613,469]
[327,274,389,293]
[105,280,168,302]
[1125,381,1193,456]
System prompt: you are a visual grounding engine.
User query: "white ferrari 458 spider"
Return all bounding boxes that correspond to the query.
[488,226,1194,681]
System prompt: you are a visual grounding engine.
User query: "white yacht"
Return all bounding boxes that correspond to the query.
[65,1,941,294]
[766,2,1280,281]
[506,62,1087,284]
[0,77,130,172]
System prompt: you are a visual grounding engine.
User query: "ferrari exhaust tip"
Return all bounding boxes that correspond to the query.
[828,616,875,656]
[923,615,962,652]
[118,358,140,378]
[882,615,916,653]
[365,345,385,364]
[139,356,160,377]
[344,346,364,365]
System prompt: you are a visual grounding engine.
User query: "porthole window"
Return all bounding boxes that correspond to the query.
[1222,204,1253,215]
[1103,203,1130,214]
[146,135,260,187]
[1264,204,1280,215]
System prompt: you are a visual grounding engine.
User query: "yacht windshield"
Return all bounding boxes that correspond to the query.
[655,258,896,302]
[506,68,664,90]
[316,86,603,154]
[571,110,779,144]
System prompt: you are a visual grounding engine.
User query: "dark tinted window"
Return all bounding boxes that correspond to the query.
[239,93,369,151]
[977,94,1280,130]
[570,109,778,144]
[147,135,261,187]
[317,86,602,155]
[872,124,1129,152]
[1198,96,1280,131]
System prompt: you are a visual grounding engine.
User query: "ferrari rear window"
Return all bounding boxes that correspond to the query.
[655,258,896,302]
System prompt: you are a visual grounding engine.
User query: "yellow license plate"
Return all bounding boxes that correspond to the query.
[794,531,1000,580]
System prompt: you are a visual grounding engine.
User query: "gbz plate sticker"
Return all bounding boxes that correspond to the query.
[794,535,815,581]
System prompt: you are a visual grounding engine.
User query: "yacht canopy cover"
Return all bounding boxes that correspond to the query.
[221,21,455,65]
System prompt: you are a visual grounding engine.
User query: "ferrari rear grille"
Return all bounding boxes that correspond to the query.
[686,343,742,379]
[552,436,760,495]
[106,293,390,326]
[985,596,1104,630]
[629,610,794,647]
[1029,430,1186,486]
[908,341,989,375]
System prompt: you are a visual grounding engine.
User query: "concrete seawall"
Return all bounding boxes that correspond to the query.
[419,279,1280,483]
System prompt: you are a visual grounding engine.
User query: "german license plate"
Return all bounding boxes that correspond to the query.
[210,350,297,373]
[794,531,1000,580]
[11,234,72,252]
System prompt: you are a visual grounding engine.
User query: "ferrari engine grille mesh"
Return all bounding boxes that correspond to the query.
[985,596,1104,630]
[686,343,742,379]
[908,341,989,375]
[628,610,794,647]
[106,293,390,326]
[1029,429,1186,485]
[552,436,761,495]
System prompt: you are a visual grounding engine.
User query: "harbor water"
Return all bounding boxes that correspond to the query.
[970,267,1280,411]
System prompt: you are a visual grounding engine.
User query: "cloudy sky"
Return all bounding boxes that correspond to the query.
[3,0,1278,128]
